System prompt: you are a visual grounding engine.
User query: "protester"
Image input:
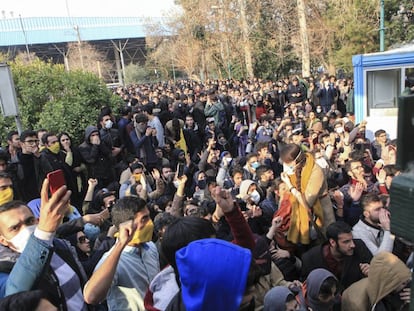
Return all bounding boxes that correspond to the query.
[1,75,412,310]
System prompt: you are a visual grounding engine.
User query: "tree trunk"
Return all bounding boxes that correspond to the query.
[297,0,310,77]
[239,0,254,78]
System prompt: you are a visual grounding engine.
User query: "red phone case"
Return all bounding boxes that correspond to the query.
[47,169,66,194]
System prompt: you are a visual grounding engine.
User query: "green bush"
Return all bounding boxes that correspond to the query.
[0,56,122,145]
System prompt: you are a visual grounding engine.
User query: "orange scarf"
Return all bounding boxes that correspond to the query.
[286,153,324,245]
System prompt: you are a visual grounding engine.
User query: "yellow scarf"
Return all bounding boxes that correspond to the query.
[175,128,188,154]
[287,153,324,245]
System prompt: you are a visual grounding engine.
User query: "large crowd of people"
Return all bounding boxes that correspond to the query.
[0,75,411,311]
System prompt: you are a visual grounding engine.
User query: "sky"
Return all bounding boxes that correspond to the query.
[0,0,178,18]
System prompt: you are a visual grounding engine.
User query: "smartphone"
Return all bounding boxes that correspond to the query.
[47,169,66,194]
[177,163,185,178]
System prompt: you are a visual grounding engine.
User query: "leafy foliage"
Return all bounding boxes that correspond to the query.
[0,55,122,145]
[147,0,414,78]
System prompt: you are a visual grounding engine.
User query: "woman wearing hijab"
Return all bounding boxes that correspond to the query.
[300,268,339,311]
[279,143,335,249]
[263,286,301,311]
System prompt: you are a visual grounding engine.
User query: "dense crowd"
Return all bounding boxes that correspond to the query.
[0,75,411,311]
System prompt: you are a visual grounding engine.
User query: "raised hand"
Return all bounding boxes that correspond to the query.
[348,182,364,202]
[117,220,137,248]
[38,179,72,233]
[211,186,234,213]
[151,168,161,181]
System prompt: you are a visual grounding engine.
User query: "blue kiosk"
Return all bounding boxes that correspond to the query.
[352,45,414,140]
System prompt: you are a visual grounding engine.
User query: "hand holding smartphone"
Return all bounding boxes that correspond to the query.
[47,169,66,194]
[177,163,185,178]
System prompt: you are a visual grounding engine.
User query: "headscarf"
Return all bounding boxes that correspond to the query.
[305,268,338,311]
[263,286,294,311]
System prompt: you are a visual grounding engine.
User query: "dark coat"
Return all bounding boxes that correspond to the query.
[79,126,115,186]
[300,239,373,291]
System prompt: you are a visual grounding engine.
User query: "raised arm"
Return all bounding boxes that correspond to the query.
[83,220,136,304]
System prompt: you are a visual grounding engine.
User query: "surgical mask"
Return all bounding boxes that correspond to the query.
[251,161,260,170]
[335,127,344,134]
[8,225,36,253]
[0,187,13,206]
[104,119,113,129]
[223,157,233,166]
[250,190,261,204]
[129,220,154,245]
[48,142,60,154]
[197,179,206,190]
[316,108,322,113]
[283,163,296,175]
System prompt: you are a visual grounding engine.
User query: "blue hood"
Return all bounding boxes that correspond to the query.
[176,238,251,311]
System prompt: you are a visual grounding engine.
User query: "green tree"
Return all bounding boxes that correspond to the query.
[385,0,414,48]
[0,54,122,145]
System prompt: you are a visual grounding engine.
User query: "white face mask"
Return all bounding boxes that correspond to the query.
[283,163,296,175]
[335,126,344,134]
[104,120,113,129]
[8,225,36,253]
[250,190,261,204]
[316,108,322,113]
[223,157,233,166]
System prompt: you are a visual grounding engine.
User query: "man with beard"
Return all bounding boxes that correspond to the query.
[352,193,394,255]
[300,221,373,291]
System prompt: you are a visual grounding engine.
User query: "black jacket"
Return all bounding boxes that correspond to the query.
[300,239,373,291]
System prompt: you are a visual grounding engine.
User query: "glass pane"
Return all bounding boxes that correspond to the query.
[367,69,401,116]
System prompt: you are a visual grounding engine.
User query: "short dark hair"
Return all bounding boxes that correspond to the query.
[256,165,271,180]
[360,193,381,211]
[161,217,215,268]
[231,167,244,178]
[0,200,28,214]
[374,129,386,138]
[20,130,37,142]
[344,159,361,173]
[111,196,147,228]
[141,104,154,115]
[0,151,10,163]
[6,131,18,142]
[326,221,352,242]
[41,132,55,145]
[255,141,269,153]
[383,164,399,177]
[246,153,258,162]
[0,172,12,181]
[135,113,148,124]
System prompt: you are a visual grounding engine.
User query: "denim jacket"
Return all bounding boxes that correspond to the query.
[4,234,88,311]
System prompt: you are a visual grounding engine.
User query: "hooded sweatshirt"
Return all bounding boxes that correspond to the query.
[342,251,411,311]
[79,125,114,181]
[263,286,294,311]
[175,238,252,311]
[301,268,339,311]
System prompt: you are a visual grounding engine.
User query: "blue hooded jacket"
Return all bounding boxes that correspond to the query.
[175,238,251,311]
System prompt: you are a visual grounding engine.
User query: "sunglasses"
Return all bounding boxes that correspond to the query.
[78,236,88,244]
